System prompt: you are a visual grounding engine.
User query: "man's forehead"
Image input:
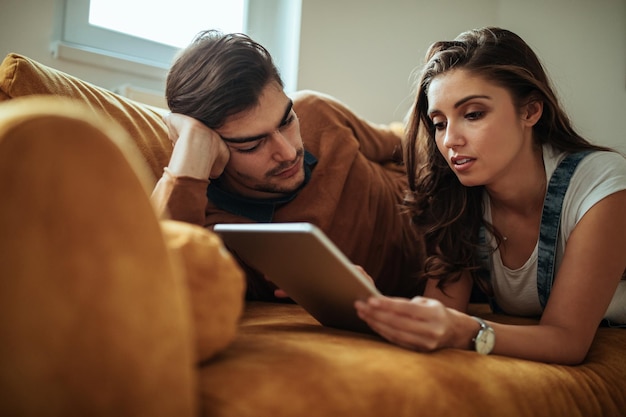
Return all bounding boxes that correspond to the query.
[218,88,293,143]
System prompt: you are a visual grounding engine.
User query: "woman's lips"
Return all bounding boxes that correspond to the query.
[451,156,475,172]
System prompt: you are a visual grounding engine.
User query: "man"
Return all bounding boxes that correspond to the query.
[151,30,424,300]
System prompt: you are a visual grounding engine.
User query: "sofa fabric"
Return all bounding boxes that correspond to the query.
[0,97,196,416]
[160,219,246,363]
[0,53,172,183]
[201,302,626,417]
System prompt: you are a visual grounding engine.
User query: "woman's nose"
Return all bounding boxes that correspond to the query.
[442,123,464,149]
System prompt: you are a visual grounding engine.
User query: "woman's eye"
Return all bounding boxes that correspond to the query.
[432,120,447,131]
[466,111,484,120]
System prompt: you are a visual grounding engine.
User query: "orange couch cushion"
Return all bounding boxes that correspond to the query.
[0,53,171,183]
[199,302,626,417]
[0,96,195,416]
[160,220,245,363]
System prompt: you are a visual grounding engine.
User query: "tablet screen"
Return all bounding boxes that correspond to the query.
[214,222,380,333]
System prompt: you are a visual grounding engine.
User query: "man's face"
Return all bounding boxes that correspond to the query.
[215,82,306,199]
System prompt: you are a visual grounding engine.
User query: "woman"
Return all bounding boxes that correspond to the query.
[355,27,626,364]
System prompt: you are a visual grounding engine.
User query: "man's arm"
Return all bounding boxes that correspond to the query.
[291,90,404,165]
[151,113,230,225]
[161,113,229,180]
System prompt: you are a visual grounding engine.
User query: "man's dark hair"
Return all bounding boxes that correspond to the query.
[165,30,283,128]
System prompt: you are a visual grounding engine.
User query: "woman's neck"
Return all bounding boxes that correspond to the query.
[487,145,546,216]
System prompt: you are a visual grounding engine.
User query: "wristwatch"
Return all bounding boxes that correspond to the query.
[471,316,495,355]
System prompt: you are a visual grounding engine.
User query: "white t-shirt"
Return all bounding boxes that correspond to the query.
[484,145,626,324]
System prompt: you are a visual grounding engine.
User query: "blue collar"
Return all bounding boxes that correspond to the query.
[207,150,317,222]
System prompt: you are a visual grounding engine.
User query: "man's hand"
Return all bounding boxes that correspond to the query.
[163,113,230,180]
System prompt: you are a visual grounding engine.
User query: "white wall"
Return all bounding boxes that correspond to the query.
[1,0,624,152]
[298,0,626,153]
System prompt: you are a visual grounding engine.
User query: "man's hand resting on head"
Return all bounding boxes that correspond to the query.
[163,113,230,180]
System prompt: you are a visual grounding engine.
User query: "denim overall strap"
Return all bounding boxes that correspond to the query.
[537,151,592,308]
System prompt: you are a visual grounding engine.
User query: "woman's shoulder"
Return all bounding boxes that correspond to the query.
[570,149,626,194]
[544,145,626,178]
[560,149,626,232]
[577,150,626,179]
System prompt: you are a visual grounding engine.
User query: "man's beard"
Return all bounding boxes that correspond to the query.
[265,147,305,177]
[251,147,305,195]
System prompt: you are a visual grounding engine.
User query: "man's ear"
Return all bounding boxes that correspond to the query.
[523,99,543,127]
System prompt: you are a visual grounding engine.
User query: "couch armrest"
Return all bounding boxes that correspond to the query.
[0,97,195,416]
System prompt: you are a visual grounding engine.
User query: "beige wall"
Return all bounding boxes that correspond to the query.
[298,0,626,153]
[2,0,625,152]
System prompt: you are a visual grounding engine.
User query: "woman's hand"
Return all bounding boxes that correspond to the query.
[355,296,476,352]
[354,265,375,285]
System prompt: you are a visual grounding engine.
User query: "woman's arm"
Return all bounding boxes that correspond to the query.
[356,190,626,364]
[511,189,626,363]
[355,272,476,351]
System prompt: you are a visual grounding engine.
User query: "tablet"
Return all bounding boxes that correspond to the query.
[213,222,380,333]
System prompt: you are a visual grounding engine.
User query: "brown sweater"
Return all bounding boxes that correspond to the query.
[152,91,425,300]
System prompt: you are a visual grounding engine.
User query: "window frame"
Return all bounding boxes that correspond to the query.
[54,0,301,90]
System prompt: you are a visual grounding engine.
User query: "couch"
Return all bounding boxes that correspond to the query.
[1,53,625,417]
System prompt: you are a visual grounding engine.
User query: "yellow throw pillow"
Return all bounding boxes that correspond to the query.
[160,220,245,364]
[0,53,171,183]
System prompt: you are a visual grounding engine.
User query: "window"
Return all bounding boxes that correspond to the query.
[88,0,245,49]
[55,0,301,91]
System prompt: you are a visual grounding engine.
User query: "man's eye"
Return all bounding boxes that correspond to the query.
[232,141,263,153]
[236,144,260,153]
[279,114,295,130]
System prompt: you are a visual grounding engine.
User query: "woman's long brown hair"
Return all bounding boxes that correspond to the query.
[403,27,612,293]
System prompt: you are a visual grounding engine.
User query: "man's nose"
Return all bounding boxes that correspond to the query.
[270,131,297,161]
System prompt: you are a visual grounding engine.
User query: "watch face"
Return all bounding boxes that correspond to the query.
[476,329,495,355]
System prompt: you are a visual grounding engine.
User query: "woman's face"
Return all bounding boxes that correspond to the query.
[426,69,537,188]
